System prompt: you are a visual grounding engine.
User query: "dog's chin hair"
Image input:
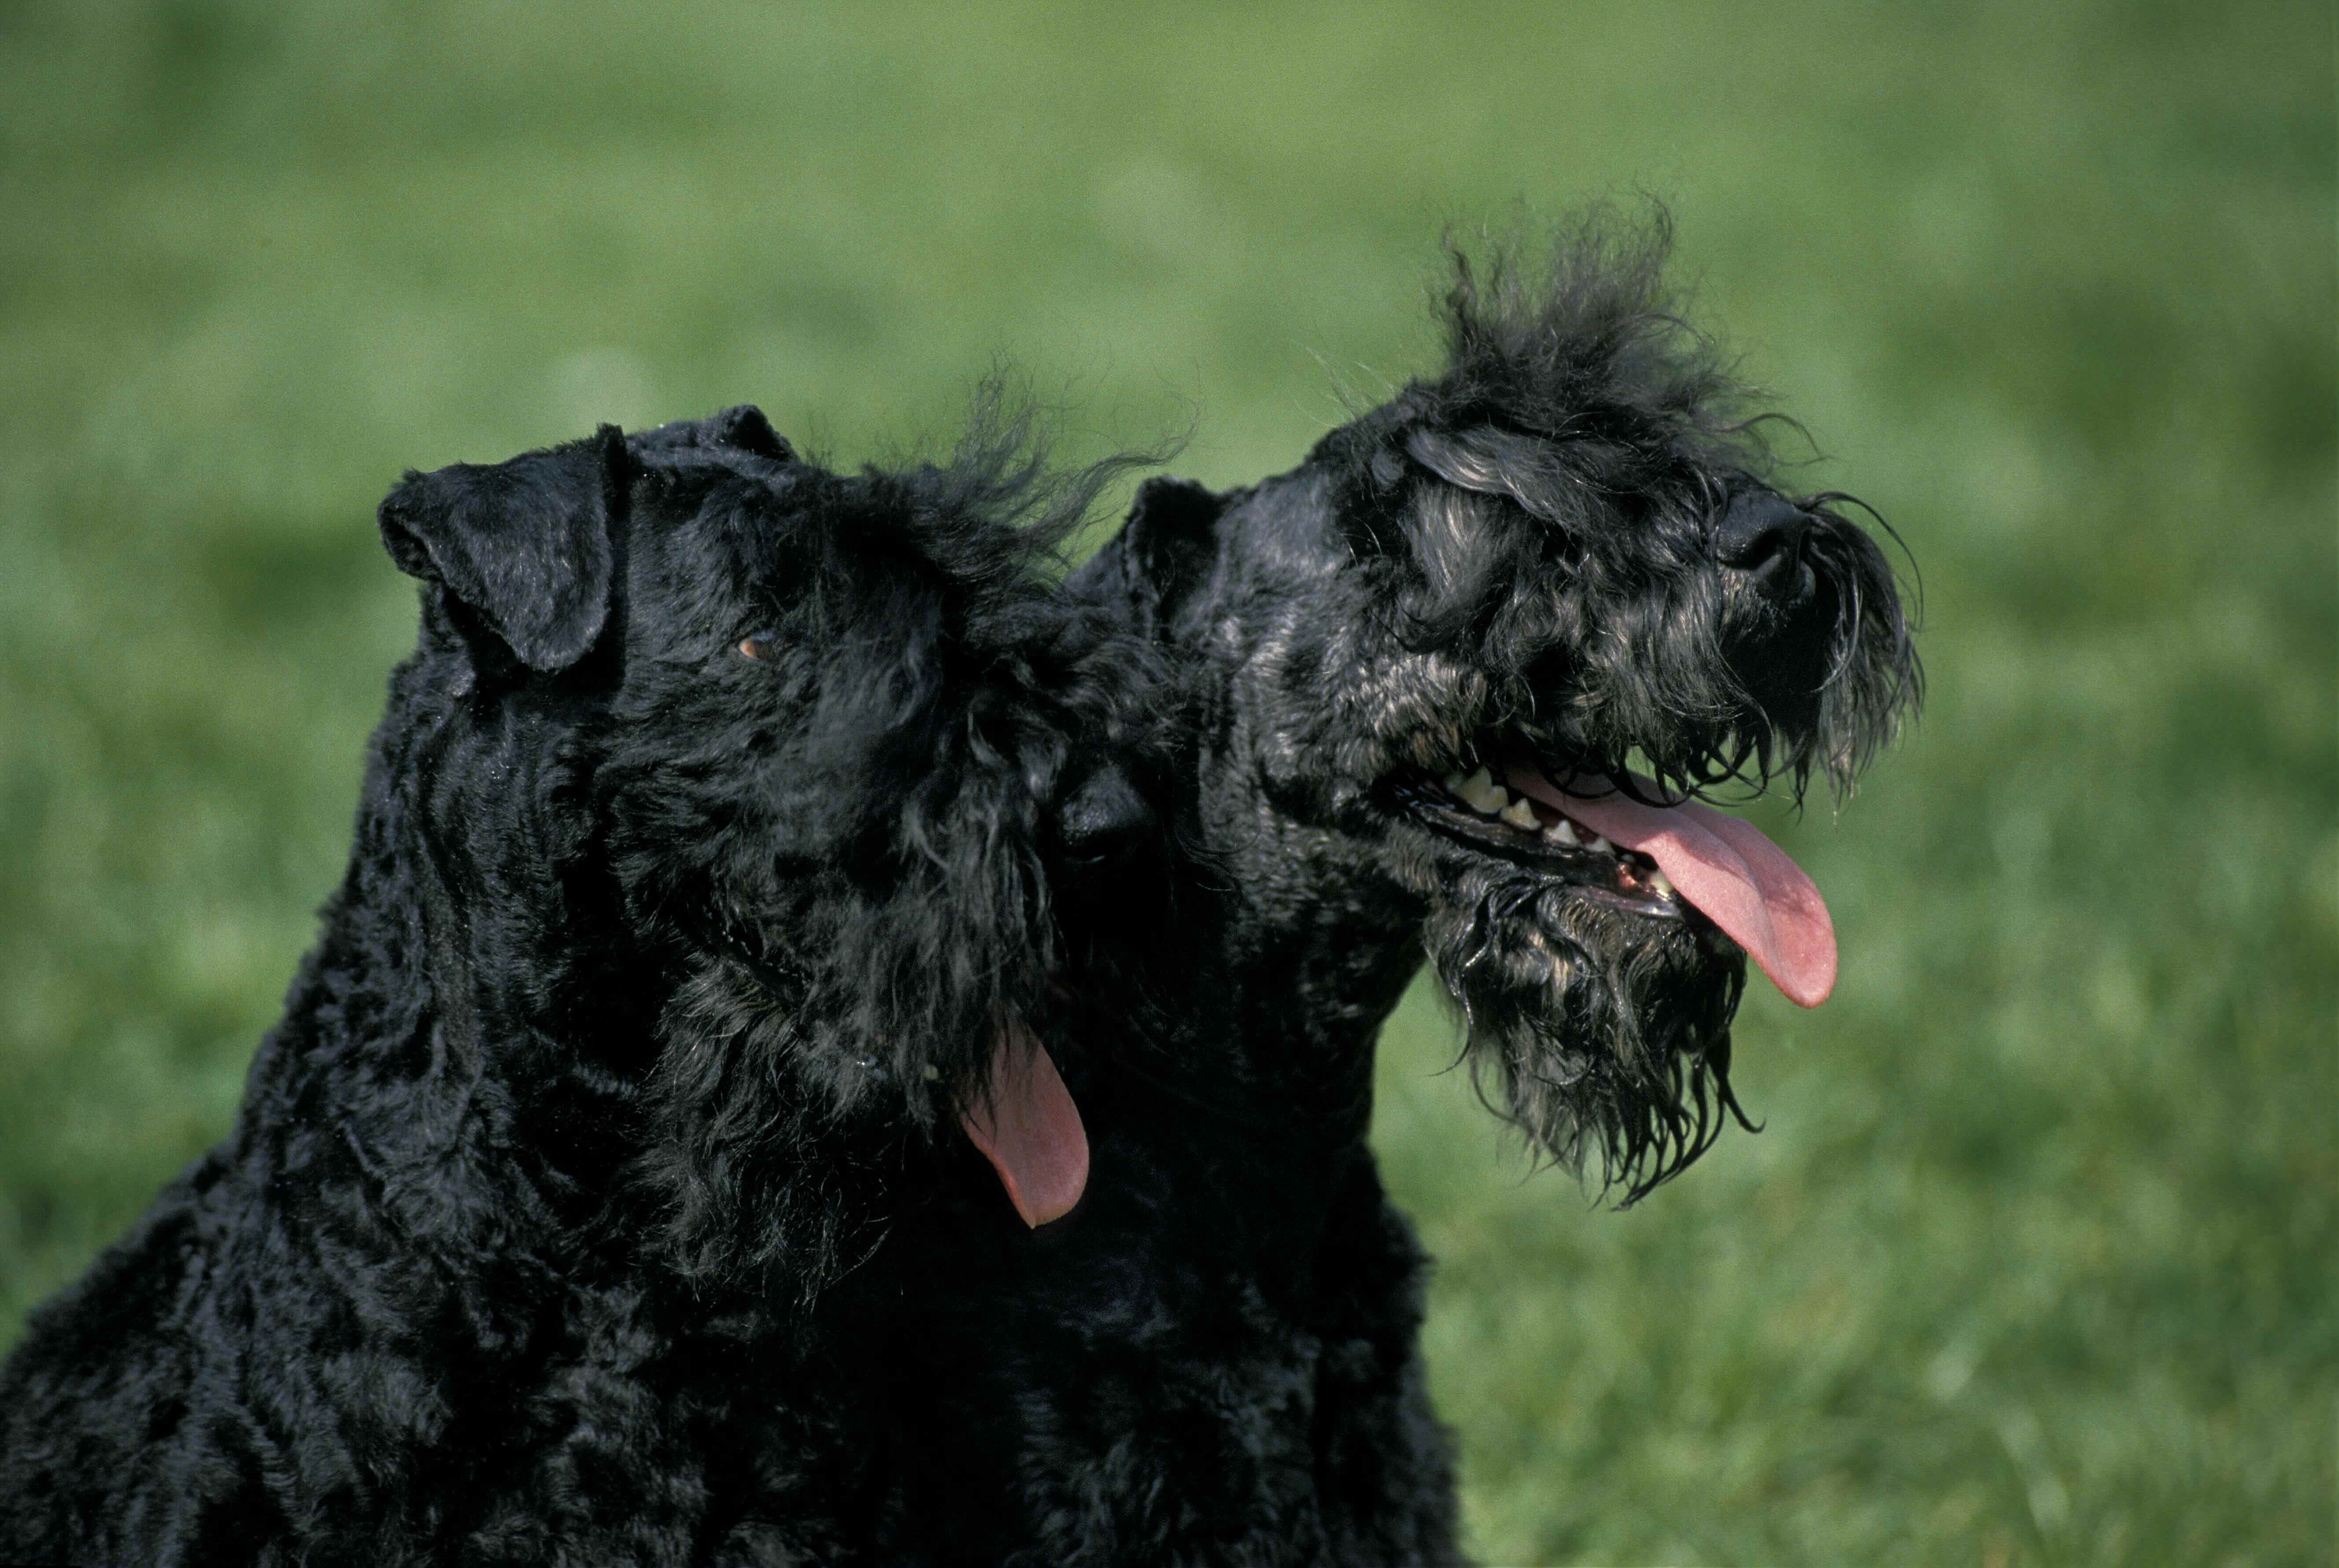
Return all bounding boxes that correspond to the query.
[1424,863,1750,1205]
[632,961,906,1308]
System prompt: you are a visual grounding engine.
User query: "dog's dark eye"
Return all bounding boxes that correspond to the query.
[738,630,779,660]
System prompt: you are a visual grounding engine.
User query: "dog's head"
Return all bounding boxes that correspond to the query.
[377,399,1160,1285]
[1075,214,1919,1198]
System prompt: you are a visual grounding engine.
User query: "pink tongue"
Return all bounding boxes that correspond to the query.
[1503,765,1838,1008]
[959,1015,1089,1227]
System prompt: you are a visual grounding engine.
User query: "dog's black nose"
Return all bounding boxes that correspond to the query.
[1715,493,1817,603]
[1714,492,1813,566]
[1054,762,1156,872]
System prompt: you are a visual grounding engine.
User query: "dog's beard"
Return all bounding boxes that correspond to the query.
[1423,857,1750,1204]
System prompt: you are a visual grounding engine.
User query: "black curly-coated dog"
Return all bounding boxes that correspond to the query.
[0,213,1915,1568]
[1026,212,1921,1558]
[0,400,1171,1563]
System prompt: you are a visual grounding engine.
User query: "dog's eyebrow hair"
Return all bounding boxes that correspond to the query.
[1405,426,1597,528]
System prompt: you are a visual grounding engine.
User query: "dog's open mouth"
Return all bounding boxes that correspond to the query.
[1393,767,1687,917]
[1390,738,1840,1008]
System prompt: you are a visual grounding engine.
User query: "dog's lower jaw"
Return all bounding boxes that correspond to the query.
[1421,870,1748,1201]
[1297,778,1752,1200]
[1181,735,1752,1193]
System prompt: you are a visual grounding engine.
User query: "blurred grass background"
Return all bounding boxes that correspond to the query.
[0,1,2330,1561]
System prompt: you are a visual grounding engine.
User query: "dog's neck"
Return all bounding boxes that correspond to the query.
[1219,817,1427,1118]
[1066,527,1436,1147]
[226,661,670,1328]
[1090,765,1427,1154]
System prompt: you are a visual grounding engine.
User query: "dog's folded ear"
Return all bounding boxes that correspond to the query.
[378,426,627,672]
[1075,477,1224,642]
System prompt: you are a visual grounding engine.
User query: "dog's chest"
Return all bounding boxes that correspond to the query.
[835,1119,1414,1562]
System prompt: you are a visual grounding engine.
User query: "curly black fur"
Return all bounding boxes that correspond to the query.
[0,398,1199,1564]
[1071,206,1918,1205]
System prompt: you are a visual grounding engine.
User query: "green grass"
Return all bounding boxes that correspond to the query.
[1,1,2330,1561]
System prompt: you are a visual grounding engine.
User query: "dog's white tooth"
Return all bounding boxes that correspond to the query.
[1548,818,1580,846]
[1647,869,1677,898]
[1452,766,1514,814]
[1499,797,1539,829]
[1586,832,1612,856]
